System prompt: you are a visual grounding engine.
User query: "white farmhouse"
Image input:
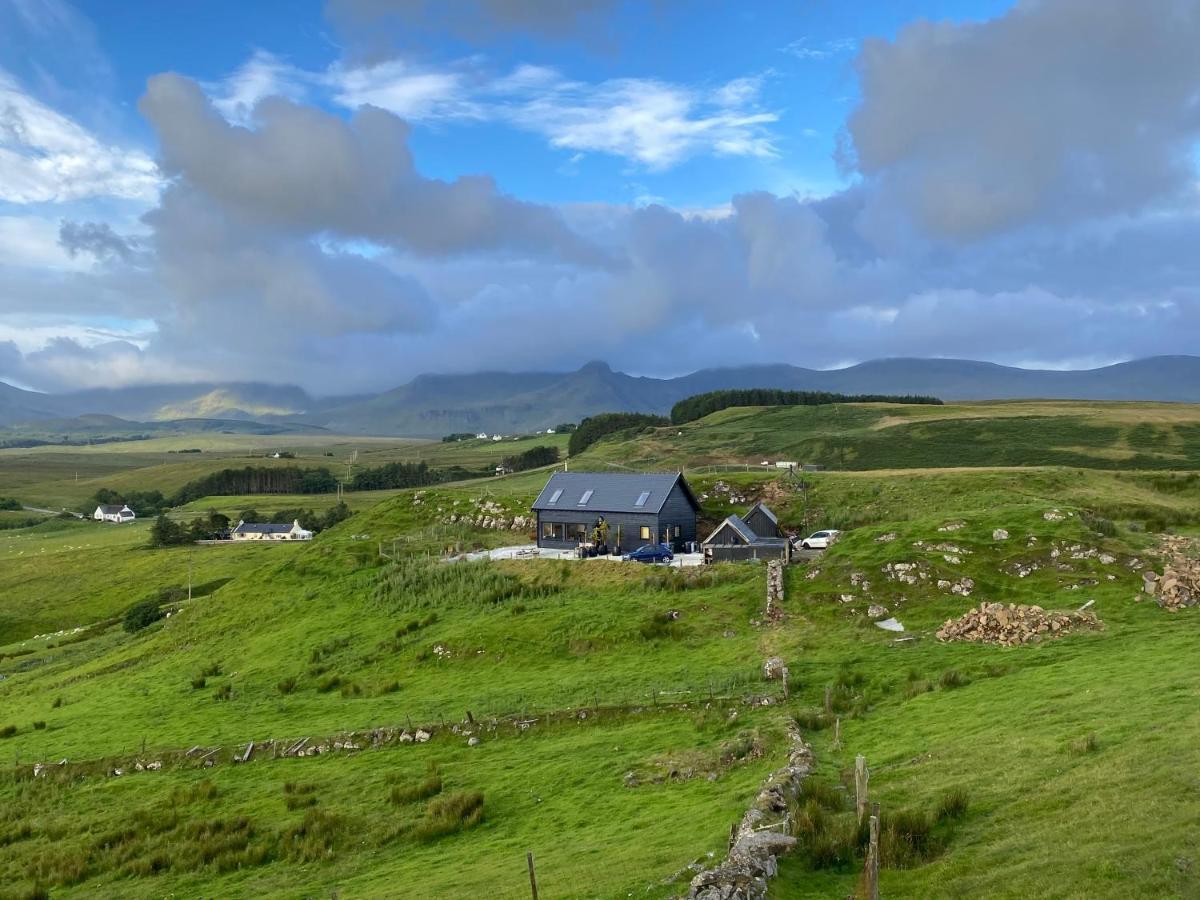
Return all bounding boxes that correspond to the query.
[475,432,489,439]
[230,519,313,541]
[94,504,135,524]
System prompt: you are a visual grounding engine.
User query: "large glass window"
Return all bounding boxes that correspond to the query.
[640,525,651,540]
[567,523,588,541]
[542,522,564,540]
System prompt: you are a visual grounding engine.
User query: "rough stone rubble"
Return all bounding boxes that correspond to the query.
[1142,535,1200,611]
[937,602,1101,645]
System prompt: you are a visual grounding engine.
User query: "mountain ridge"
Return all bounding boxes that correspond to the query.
[4,356,1200,436]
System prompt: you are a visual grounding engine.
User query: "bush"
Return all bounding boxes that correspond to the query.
[51,697,63,709]
[276,676,297,695]
[212,683,233,701]
[191,675,207,690]
[939,669,969,690]
[1068,732,1099,755]
[390,768,443,805]
[123,598,165,633]
[0,724,17,738]
[638,611,683,641]
[411,791,484,841]
[1081,511,1118,537]
[935,788,970,823]
[316,675,342,693]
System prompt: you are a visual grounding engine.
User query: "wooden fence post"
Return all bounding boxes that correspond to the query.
[832,716,842,750]
[527,851,539,900]
[824,684,832,714]
[855,755,869,824]
[866,804,880,900]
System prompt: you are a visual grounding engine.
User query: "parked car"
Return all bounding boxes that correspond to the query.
[799,530,840,550]
[623,543,674,563]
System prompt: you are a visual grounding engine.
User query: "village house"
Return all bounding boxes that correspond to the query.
[230,519,314,541]
[702,501,791,563]
[532,471,699,554]
[93,504,136,524]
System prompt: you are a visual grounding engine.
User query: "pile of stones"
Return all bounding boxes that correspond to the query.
[936,602,1101,646]
[1142,535,1200,611]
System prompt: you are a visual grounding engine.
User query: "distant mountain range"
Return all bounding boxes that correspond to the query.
[4,356,1200,437]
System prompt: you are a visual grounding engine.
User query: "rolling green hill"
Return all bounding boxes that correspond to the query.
[577,400,1200,472]
[1,407,1199,898]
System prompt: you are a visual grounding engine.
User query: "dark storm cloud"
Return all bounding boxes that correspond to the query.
[58,220,139,262]
[846,0,1200,240]
[139,73,607,265]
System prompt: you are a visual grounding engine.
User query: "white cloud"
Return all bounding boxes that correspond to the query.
[317,57,780,169]
[780,37,856,60]
[208,50,311,126]
[0,70,160,203]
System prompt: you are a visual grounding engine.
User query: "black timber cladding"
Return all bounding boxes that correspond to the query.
[532,471,699,552]
[743,502,782,539]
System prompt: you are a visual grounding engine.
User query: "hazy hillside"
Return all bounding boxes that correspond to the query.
[6,356,1200,435]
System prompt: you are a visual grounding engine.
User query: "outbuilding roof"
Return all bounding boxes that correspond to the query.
[745,501,778,526]
[532,471,699,515]
[703,513,790,547]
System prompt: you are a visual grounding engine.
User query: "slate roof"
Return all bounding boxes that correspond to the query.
[745,502,778,526]
[532,471,699,515]
[97,504,132,515]
[232,521,297,535]
[703,512,789,547]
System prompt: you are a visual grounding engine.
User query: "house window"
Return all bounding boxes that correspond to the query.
[548,489,563,504]
[634,490,651,508]
[542,522,564,540]
[674,526,681,538]
[578,489,594,506]
[640,526,651,540]
[567,523,588,541]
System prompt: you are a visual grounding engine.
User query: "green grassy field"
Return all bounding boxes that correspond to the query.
[580,400,1200,472]
[1,404,1198,898]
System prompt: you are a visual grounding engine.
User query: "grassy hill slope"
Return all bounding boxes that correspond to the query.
[579,400,1200,472]
[1,462,1198,897]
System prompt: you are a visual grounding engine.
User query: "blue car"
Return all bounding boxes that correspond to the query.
[623,543,674,563]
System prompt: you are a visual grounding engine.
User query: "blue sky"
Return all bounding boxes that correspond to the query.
[1,0,1199,393]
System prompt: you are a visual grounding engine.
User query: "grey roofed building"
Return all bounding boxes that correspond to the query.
[702,502,789,563]
[531,471,699,554]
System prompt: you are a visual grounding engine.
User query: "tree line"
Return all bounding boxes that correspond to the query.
[567,413,670,456]
[669,389,943,424]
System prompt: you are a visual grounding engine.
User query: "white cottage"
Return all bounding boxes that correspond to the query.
[94,504,135,524]
[230,519,313,541]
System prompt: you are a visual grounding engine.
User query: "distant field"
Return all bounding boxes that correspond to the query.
[580,400,1200,472]
[0,432,568,511]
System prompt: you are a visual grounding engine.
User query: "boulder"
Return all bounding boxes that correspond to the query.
[993,528,1009,541]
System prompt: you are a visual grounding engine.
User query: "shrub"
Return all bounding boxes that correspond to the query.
[935,788,970,823]
[200,662,222,678]
[123,598,164,633]
[939,669,969,690]
[880,808,940,868]
[276,676,297,695]
[1080,511,1118,537]
[191,675,207,690]
[639,611,683,641]
[212,684,233,702]
[339,680,362,698]
[390,769,443,805]
[282,809,343,862]
[375,680,400,695]
[316,675,342,694]
[793,709,830,731]
[411,791,484,841]
[0,724,16,738]
[1068,732,1099,755]
[32,720,46,730]
[51,697,62,709]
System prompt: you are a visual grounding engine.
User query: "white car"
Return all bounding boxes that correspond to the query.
[800,530,840,550]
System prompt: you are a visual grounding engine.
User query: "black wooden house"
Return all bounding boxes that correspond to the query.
[702,501,790,562]
[532,471,699,553]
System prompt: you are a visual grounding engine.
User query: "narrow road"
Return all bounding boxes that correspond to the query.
[22,505,83,518]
